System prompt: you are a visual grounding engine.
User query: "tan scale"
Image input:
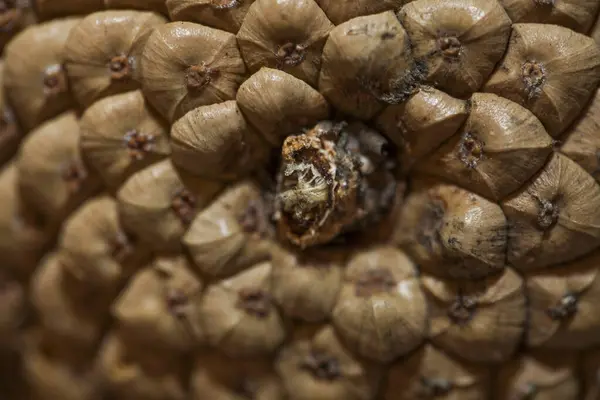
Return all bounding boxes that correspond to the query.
[95,331,187,400]
[199,261,286,357]
[166,0,256,33]
[495,350,580,400]
[236,0,334,87]
[112,256,204,352]
[270,244,344,323]
[116,159,223,253]
[560,87,600,183]
[3,17,80,132]
[318,11,421,120]
[484,23,600,137]
[415,92,554,201]
[499,0,600,34]
[184,180,274,278]
[526,250,600,349]
[190,351,284,400]
[375,86,469,173]
[16,112,101,231]
[276,325,383,400]
[170,100,269,181]
[399,0,512,98]
[423,267,527,363]
[141,21,247,123]
[0,62,22,165]
[502,152,600,271]
[57,195,150,291]
[315,0,407,25]
[80,90,171,191]
[236,68,330,147]
[332,247,427,363]
[383,344,491,400]
[64,10,168,108]
[395,178,508,280]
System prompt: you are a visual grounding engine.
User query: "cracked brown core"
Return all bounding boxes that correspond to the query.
[186,63,220,91]
[236,288,271,318]
[537,197,559,230]
[109,55,132,80]
[61,163,87,194]
[210,0,241,9]
[355,268,396,297]
[417,196,446,252]
[111,230,133,262]
[42,65,68,96]
[534,0,554,5]
[124,129,156,160]
[166,288,189,318]
[171,188,197,226]
[419,376,453,397]
[301,350,340,381]
[276,42,306,68]
[0,1,20,32]
[438,36,461,59]
[522,61,546,100]
[546,293,578,320]
[448,295,477,324]
[458,132,485,169]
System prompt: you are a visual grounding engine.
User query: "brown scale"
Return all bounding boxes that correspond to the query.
[276,42,306,68]
[170,188,196,226]
[42,64,68,96]
[108,55,131,80]
[186,63,220,91]
[123,129,156,160]
[354,268,396,297]
[236,288,272,318]
[300,350,340,381]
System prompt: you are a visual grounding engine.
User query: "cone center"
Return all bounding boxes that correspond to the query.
[124,129,156,160]
[276,42,306,68]
[237,288,271,318]
[546,293,578,320]
[448,295,477,324]
[166,287,189,318]
[522,61,546,99]
[419,377,453,397]
[536,197,559,230]
[301,350,340,381]
[186,63,220,91]
[111,230,133,262]
[62,162,88,194]
[171,188,197,226]
[438,36,461,59]
[458,131,485,169]
[109,55,132,80]
[42,64,68,96]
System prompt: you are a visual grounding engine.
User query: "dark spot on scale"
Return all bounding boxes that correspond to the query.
[381,31,396,40]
